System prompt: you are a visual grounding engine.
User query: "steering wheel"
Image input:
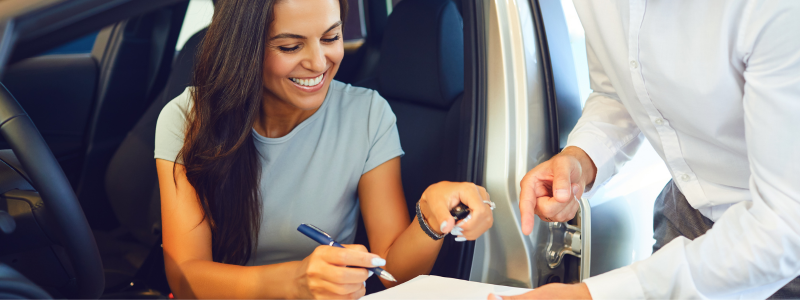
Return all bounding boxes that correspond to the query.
[0,83,104,298]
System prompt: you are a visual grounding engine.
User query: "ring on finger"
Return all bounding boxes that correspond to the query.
[473,185,495,211]
[483,200,496,210]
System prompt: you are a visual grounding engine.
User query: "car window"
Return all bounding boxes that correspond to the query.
[43,32,98,55]
[176,0,214,52]
[560,0,590,107]
[343,0,366,41]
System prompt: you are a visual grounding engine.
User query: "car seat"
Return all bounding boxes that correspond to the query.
[353,0,472,293]
[99,28,207,291]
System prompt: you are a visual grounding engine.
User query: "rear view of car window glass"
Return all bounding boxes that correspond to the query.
[343,0,366,41]
[560,0,590,107]
[44,32,98,55]
[176,0,214,52]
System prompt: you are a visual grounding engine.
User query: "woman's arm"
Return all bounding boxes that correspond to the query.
[157,159,376,299]
[157,159,299,298]
[358,157,492,287]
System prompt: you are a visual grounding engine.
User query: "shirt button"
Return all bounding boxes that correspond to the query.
[680,174,691,182]
[630,60,639,69]
[654,118,663,125]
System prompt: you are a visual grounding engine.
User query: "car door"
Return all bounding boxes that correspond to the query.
[0,0,191,232]
[469,0,672,289]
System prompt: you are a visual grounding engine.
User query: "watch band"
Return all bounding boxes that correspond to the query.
[416,201,446,240]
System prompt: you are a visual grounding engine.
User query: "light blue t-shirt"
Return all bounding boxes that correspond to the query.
[154,80,404,266]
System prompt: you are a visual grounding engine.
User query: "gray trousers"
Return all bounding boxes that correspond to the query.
[653,180,800,299]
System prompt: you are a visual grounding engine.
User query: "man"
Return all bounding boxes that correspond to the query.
[495,0,800,299]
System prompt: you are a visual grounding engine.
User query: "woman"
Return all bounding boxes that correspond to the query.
[154,0,493,298]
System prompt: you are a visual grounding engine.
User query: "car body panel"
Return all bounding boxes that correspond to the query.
[472,0,672,289]
[470,0,550,288]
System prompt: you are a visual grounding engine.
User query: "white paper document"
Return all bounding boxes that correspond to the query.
[362,275,532,300]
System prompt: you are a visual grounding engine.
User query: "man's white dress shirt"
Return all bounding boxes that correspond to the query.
[566,0,800,298]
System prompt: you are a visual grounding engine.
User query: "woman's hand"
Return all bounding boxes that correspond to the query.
[418,182,494,241]
[292,244,383,299]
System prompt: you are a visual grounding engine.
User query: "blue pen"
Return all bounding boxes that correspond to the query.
[297,223,397,282]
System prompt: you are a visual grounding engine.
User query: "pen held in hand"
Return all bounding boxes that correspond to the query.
[297,223,397,282]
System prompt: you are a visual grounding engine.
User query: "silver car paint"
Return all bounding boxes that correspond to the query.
[471,0,671,289]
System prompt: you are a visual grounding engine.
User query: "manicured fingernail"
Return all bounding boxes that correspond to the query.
[450,226,463,235]
[455,236,467,242]
[465,214,472,220]
[491,293,503,300]
[572,185,581,198]
[371,257,386,267]
[440,221,448,232]
[368,270,374,277]
[364,281,367,287]
[555,189,569,199]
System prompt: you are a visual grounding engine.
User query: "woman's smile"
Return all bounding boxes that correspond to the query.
[288,69,327,93]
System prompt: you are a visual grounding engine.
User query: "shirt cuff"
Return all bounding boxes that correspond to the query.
[565,132,618,195]
[583,266,645,300]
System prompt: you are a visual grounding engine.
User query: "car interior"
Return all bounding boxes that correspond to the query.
[0,0,483,298]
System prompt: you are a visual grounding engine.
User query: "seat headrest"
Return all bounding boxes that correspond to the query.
[377,0,464,109]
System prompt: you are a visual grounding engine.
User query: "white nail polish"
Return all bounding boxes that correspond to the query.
[371,257,386,267]
[450,225,463,235]
[440,221,448,232]
[465,214,472,220]
[364,281,367,287]
[455,236,467,242]
[368,270,374,277]
[492,293,503,300]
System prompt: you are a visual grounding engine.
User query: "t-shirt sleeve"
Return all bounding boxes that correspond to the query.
[362,91,404,174]
[154,88,191,164]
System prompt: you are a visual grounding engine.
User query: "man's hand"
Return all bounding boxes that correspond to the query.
[488,283,592,300]
[519,146,596,235]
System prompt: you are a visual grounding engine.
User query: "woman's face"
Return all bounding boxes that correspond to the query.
[263,0,344,111]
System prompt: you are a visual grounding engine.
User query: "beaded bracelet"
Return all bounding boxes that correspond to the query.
[416,202,446,240]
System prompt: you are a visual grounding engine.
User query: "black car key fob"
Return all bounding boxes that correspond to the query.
[450,203,471,221]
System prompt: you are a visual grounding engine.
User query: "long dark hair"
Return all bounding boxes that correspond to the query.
[179,0,348,265]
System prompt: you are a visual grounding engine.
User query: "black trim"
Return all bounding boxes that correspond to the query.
[363,0,389,47]
[455,0,488,280]
[143,2,189,103]
[4,0,188,68]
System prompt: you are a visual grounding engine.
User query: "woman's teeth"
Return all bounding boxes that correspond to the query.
[291,74,324,87]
